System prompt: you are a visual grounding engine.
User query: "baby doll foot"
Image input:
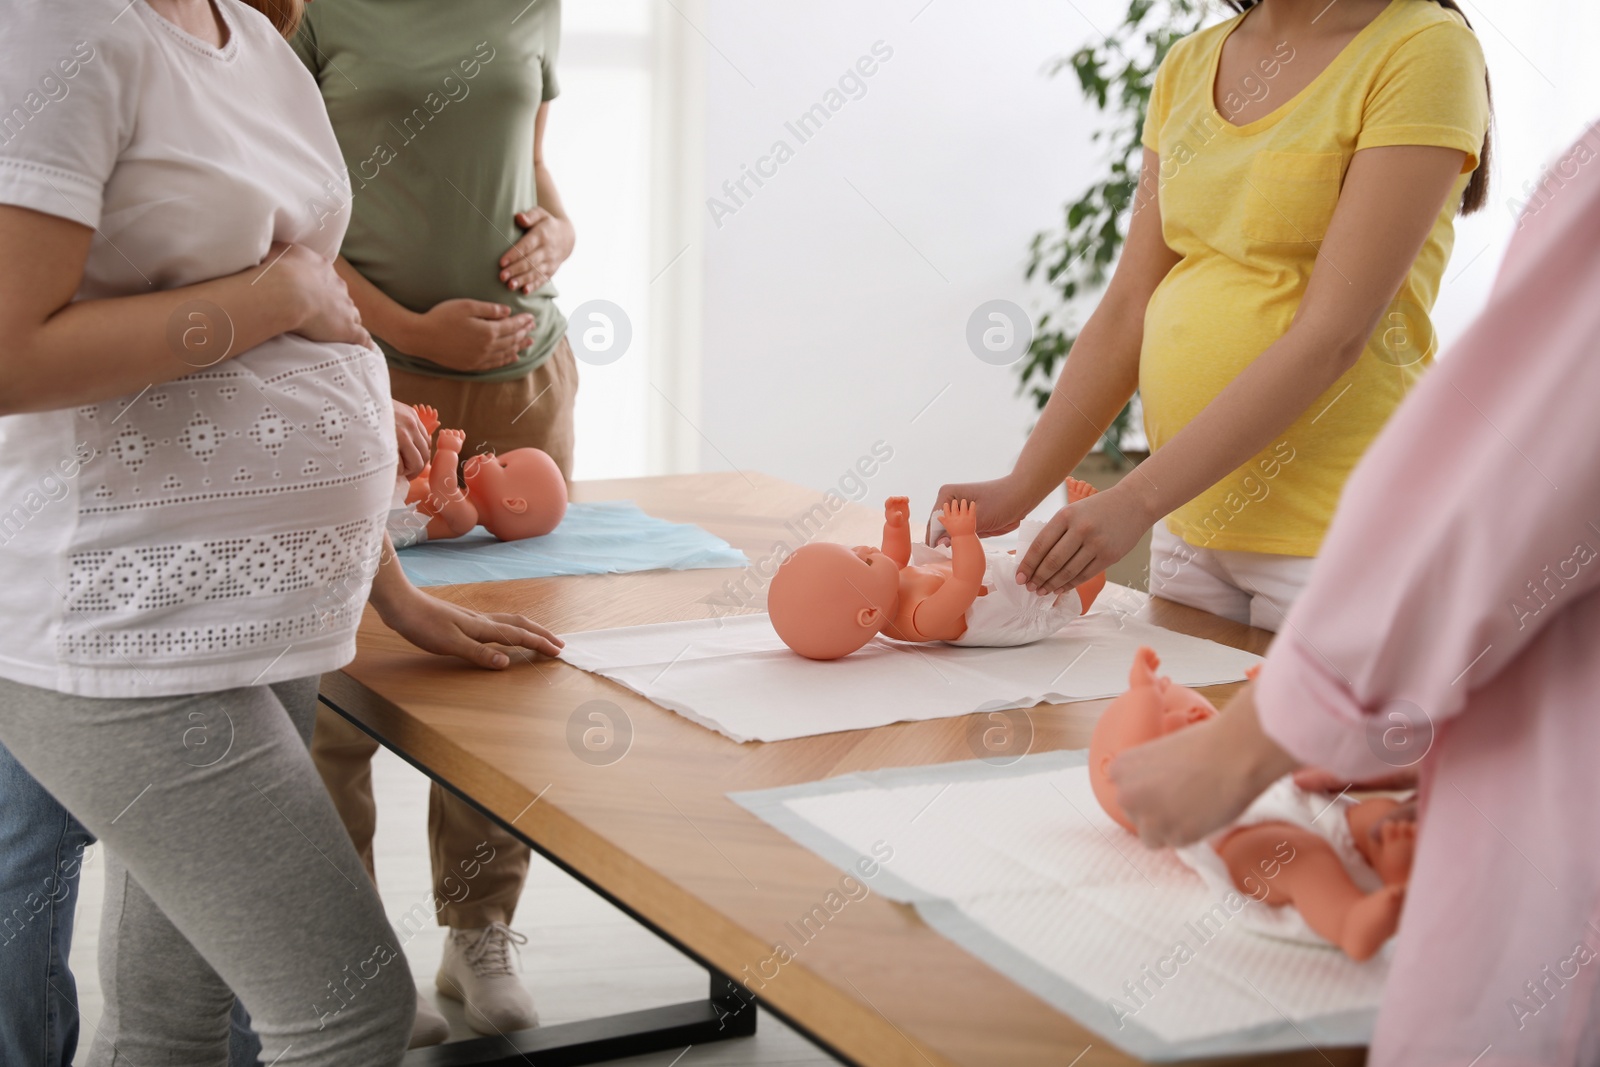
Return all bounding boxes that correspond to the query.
[1340,883,1406,961]
[1065,477,1098,504]
[1128,646,1162,689]
[1062,478,1107,612]
[1370,818,1417,886]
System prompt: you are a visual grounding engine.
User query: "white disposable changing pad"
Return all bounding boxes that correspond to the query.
[557,591,1261,743]
[732,752,1387,1060]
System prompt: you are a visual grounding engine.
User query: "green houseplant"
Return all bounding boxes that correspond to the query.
[1019,0,1211,464]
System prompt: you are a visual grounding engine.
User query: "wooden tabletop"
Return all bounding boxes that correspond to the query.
[324,471,1363,1067]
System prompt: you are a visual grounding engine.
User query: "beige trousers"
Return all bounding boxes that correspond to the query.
[313,340,577,926]
[311,707,533,927]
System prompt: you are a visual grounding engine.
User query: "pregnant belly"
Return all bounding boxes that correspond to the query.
[1140,269,1297,451]
[54,336,397,656]
[70,335,397,543]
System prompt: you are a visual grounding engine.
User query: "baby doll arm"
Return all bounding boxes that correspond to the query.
[881,496,912,568]
[912,500,986,638]
[429,428,466,501]
[421,428,479,538]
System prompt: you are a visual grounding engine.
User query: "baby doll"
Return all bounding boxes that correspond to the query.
[768,481,1106,660]
[1089,647,1415,960]
[391,404,567,545]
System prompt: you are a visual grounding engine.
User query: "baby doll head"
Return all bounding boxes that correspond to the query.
[1088,646,1218,832]
[768,542,902,660]
[462,448,568,541]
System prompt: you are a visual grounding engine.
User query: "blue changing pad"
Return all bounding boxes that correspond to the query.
[397,500,748,587]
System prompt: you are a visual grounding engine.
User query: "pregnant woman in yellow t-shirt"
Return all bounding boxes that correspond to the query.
[935,0,1491,630]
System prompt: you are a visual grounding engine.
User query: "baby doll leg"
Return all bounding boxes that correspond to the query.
[881,496,913,568]
[420,429,479,538]
[1216,823,1405,961]
[1344,797,1417,886]
[404,466,431,506]
[424,511,469,540]
[1064,478,1107,612]
[429,500,479,538]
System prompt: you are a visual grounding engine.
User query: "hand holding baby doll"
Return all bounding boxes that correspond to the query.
[1017,481,1149,597]
[392,399,430,479]
[1110,678,1300,847]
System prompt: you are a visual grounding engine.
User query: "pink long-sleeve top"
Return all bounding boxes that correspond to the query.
[1255,122,1600,1065]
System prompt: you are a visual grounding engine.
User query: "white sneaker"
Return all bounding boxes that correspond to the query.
[410,991,450,1048]
[435,922,539,1033]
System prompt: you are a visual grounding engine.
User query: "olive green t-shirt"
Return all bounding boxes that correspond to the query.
[292,0,566,382]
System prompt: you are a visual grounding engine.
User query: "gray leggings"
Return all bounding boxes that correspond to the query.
[0,676,414,1067]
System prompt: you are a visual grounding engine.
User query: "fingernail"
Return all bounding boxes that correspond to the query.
[500,270,509,280]
[492,653,509,667]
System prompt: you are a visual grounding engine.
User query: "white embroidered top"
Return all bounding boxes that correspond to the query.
[0,0,396,697]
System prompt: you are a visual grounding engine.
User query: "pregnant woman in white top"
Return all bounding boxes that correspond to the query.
[0,1,562,1064]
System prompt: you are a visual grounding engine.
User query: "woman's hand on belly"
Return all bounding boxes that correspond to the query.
[0,212,372,416]
[500,207,575,295]
[394,298,536,373]
[273,243,372,349]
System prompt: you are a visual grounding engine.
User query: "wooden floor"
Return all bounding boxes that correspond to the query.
[69,740,838,1067]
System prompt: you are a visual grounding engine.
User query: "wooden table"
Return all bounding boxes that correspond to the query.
[323,472,1363,1067]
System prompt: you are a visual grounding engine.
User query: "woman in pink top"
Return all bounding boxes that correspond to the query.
[1112,120,1600,1064]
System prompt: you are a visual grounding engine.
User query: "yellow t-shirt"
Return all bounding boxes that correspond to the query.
[1139,0,1488,555]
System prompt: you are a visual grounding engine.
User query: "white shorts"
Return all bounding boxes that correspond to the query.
[1147,524,1315,632]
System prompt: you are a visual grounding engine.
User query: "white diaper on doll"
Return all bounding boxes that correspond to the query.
[911,519,1085,647]
[387,472,430,549]
[1174,776,1383,947]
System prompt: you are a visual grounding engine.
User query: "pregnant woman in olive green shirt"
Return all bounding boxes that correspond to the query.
[292,0,574,1043]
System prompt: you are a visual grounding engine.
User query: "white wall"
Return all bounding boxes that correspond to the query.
[1430,0,1600,352]
[695,0,1118,520]
[693,0,1600,521]
[541,0,657,482]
